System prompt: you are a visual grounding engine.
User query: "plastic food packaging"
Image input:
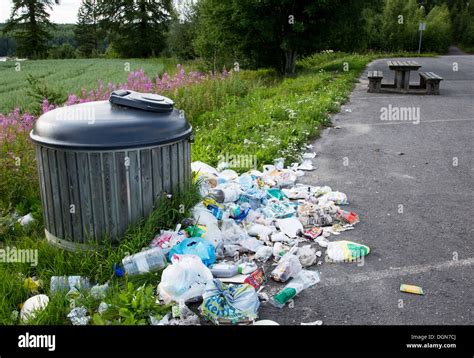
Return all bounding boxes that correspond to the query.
[17,213,35,226]
[337,209,359,224]
[254,245,273,262]
[238,174,256,190]
[303,227,323,240]
[320,191,348,205]
[218,169,239,181]
[272,242,290,260]
[315,236,329,248]
[271,232,291,243]
[67,306,90,326]
[274,158,285,170]
[261,201,296,218]
[254,320,279,325]
[200,280,260,324]
[191,161,219,176]
[282,187,310,200]
[150,230,186,253]
[158,254,214,304]
[228,204,251,223]
[184,224,207,238]
[271,254,302,282]
[326,240,370,262]
[122,247,167,276]
[50,276,91,293]
[210,187,241,203]
[239,236,264,253]
[276,217,303,238]
[247,224,273,241]
[20,294,49,322]
[168,237,216,267]
[400,284,424,295]
[238,190,265,209]
[208,204,224,220]
[90,282,109,300]
[23,277,43,293]
[270,270,320,308]
[210,262,239,278]
[244,268,266,290]
[192,205,219,227]
[297,245,317,267]
[267,188,286,200]
[238,261,258,275]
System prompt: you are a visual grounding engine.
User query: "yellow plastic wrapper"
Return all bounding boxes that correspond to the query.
[400,284,424,295]
[23,277,43,293]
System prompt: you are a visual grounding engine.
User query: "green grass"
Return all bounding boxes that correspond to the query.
[0,51,431,324]
[0,182,202,325]
[190,53,374,167]
[0,57,198,114]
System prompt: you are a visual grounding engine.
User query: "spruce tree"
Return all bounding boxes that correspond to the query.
[74,0,104,57]
[101,0,173,58]
[2,0,59,58]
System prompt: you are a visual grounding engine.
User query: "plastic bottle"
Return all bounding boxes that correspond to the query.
[50,276,90,293]
[122,247,167,276]
[270,270,320,308]
[210,261,258,278]
[210,188,240,203]
[210,262,239,278]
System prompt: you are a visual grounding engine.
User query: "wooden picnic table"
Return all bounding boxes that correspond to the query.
[387,60,421,90]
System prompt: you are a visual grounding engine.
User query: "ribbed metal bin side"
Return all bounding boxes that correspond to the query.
[36,139,191,250]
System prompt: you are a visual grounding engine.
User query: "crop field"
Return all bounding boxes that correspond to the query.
[0,58,197,114]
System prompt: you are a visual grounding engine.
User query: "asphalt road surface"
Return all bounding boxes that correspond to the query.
[258,55,474,325]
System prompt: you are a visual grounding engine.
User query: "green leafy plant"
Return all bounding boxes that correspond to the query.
[26,73,67,113]
[93,282,170,325]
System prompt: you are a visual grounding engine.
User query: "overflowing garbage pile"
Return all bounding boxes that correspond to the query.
[19,155,370,326]
[144,156,369,325]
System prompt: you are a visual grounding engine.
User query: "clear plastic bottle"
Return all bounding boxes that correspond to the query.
[210,262,239,278]
[210,261,258,278]
[122,247,167,276]
[270,270,320,308]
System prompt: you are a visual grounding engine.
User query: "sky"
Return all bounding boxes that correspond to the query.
[0,0,82,24]
[0,0,189,24]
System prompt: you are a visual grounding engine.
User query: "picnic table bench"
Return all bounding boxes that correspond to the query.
[366,60,443,95]
[387,60,421,90]
[367,70,383,93]
[419,71,443,95]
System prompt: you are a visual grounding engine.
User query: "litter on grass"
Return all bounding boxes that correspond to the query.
[38,153,367,325]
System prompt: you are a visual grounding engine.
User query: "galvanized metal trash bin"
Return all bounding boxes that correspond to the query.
[30,90,193,250]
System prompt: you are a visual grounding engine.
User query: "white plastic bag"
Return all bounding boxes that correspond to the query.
[276,217,303,238]
[297,245,317,267]
[247,224,273,241]
[239,237,264,253]
[158,254,214,304]
[319,191,348,205]
[254,246,273,262]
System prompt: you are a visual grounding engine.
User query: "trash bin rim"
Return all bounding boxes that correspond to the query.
[29,98,192,150]
[29,129,193,151]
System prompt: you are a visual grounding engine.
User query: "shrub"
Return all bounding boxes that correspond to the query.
[423,5,452,53]
[48,44,77,59]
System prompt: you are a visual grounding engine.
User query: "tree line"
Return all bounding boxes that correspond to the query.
[1,0,473,75]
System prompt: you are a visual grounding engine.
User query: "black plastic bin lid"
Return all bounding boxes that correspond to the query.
[30,91,192,150]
